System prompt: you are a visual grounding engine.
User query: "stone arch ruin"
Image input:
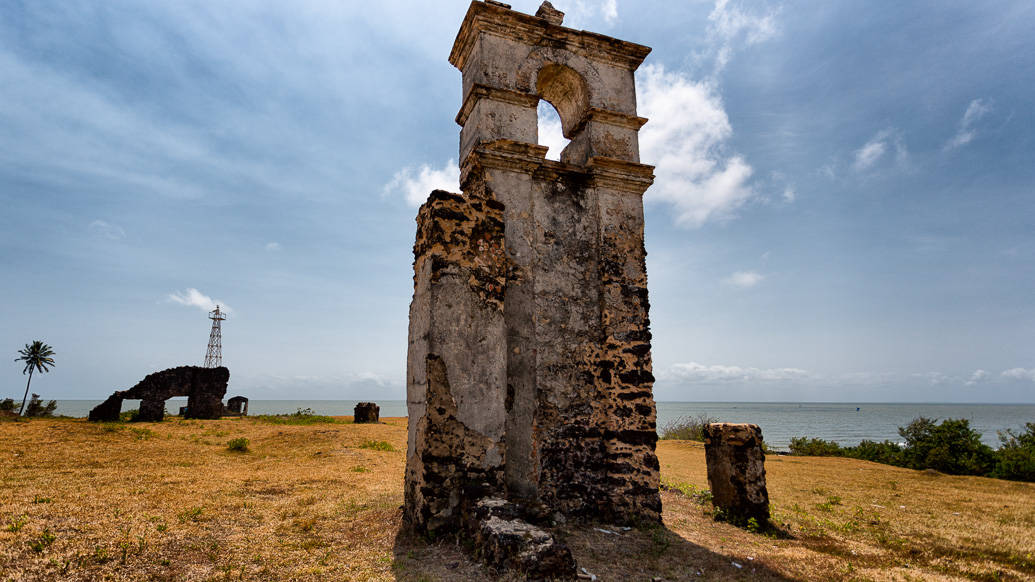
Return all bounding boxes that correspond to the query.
[406,0,659,548]
[88,366,230,422]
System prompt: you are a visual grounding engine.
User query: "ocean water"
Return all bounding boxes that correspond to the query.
[51,399,1034,450]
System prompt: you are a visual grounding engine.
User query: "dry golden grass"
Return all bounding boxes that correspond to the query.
[1,418,1032,581]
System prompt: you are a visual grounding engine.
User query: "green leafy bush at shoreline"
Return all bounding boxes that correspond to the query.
[22,394,57,418]
[251,408,343,425]
[790,417,1035,482]
[994,423,1035,481]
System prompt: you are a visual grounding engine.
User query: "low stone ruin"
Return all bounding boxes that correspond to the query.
[225,396,249,416]
[354,402,379,423]
[703,423,770,525]
[88,366,230,422]
[405,2,658,577]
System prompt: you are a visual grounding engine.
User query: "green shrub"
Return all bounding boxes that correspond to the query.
[226,437,250,452]
[659,414,716,441]
[792,418,1035,482]
[251,408,340,425]
[898,417,995,475]
[789,436,844,457]
[23,394,57,417]
[0,398,15,412]
[120,409,140,422]
[993,423,1035,482]
[846,439,903,465]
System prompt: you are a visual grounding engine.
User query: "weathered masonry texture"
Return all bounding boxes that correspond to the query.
[406,0,660,543]
[88,366,230,422]
[704,423,770,525]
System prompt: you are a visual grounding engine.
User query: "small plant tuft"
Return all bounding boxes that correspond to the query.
[29,529,56,553]
[7,515,28,532]
[357,439,396,452]
[227,437,250,452]
[178,506,204,523]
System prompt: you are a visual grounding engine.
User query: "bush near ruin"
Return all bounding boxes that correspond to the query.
[790,416,1035,482]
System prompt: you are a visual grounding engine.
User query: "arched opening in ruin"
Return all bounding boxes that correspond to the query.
[537,100,568,161]
[535,63,590,162]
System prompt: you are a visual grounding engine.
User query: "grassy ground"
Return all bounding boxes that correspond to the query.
[1,417,1032,581]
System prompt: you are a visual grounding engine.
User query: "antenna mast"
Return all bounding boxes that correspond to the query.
[203,305,227,368]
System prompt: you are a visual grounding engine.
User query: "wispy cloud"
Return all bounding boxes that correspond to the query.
[1002,368,1035,382]
[264,242,282,252]
[167,288,232,314]
[661,362,810,383]
[965,369,989,386]
[384,159,460,207]
[782,185,796,203]
[706,0,780,77]
[88,219,125,240]
[853,128,908,171]
[944,98,992,151]
[564,0,619,27]
[723,270,764,288]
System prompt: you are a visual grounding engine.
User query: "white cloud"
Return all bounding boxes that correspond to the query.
[563,0,619,27]
[662,362,810,383]
[88,219,125,240]
[265,242,281,251]
[944,98,992,151]
[853,128,907,171]
[707,0,780,76]
[782,184,796,203]
[167,288,232,315]
[723,270,764,288]
[1002,368,1035,382]
[384,159,460,207]
[638,64,755,227]
[965,369,989,386]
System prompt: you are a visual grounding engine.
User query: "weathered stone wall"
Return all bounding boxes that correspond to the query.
[703,423,770,524]
[405,0,660,542]
[406,186,510,534]
[88,366,230,422]
[353,402,379,423]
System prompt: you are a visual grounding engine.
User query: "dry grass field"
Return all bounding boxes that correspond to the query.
[1,416,1033,581]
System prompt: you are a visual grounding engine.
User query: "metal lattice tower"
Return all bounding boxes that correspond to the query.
[203,305,227,368]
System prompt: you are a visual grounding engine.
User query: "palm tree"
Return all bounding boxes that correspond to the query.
[15,341,55,416]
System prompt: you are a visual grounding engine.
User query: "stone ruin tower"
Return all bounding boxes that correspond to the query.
[406,0,659,536]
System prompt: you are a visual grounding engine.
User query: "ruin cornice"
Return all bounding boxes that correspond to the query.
[449,1,652,73]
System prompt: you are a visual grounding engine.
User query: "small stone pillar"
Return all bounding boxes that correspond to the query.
[354,402,379,424]
[703,423,769,524]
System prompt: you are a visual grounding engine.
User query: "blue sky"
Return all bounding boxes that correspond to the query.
[2,0,1033,403]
